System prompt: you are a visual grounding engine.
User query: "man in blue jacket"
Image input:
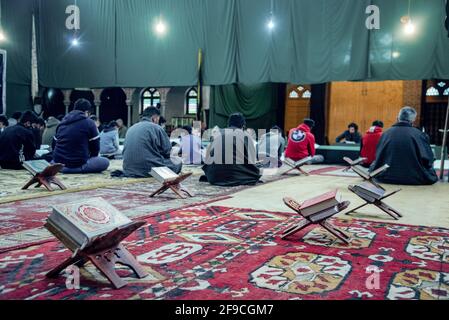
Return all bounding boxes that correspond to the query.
[53,99,110,174]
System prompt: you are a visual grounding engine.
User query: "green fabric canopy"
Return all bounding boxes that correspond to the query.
[1,0,448,112]
[209,83,284,130]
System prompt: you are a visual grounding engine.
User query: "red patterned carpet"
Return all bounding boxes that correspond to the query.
[0,179,248,252]
[0,206,447,300]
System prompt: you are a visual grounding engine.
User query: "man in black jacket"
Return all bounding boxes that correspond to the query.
[202,113,261,186]
[371,107,438,185]
[0,111,38,169]
[53,99,110,174]
[336,123,362,144]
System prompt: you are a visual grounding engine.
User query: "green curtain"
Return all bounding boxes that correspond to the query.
[0,0,34,114]
[209,83,282,130]
[3,0,449,89]
[36,0,116,88]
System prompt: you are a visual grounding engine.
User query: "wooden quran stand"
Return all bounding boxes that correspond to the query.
[22,163,66,192]
[150,172,194,199]
[346,186,402,220]
[46,221,147,289]
[343,157,367,172]
[281,197,351,244]
[283,159,310,176]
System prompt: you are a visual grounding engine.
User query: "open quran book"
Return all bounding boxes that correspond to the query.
[352,164,390,180]
[22,160,52,176]
[352,181,385,201]
[343,157,367,167]
[46,198,133,251]
[285,156,313,168]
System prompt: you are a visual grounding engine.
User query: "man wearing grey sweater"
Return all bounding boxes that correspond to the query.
[123,107,182,177]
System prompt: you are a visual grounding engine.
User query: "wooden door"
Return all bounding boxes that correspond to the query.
[327,81,406,143]
[284,85,311,135]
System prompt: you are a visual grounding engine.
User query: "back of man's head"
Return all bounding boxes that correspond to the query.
[19,111,39,126]
[74,99,92,113]
[303,118,315,129]
[0,115,8,127]
[372,120,384,128]
[228,113,246,129]
[12,112,23,120]
[398,106,417,124]
[142,107,161,118]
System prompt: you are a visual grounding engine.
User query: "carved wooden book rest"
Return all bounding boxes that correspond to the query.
[282,156,312,176]
[22,163,66,192]
[282,197,351,244]
[346,185,402,220]
[150,172,194,199]
[46,221,147,289]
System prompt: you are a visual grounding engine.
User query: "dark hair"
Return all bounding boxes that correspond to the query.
[105,120,118,129]
[74,98,92,112]
[372,120,384,128]
[19,111,39,125]
[89,115,98,122]
[348,123,359,131]
[12,112,23,120]
[142,107,161,118]
[228,113,246,129]
[37,118,46,127]
[182,125,193,135]
[0,115,8,126]
[159,116,167,125]
[304,118,316,129]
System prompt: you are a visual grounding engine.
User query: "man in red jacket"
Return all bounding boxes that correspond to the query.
[360,120,384,167]
[285,119,323,163]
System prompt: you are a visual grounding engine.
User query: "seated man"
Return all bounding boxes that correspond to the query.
[100,121,121,158]
[258,126,286,168]
[53,99,110,174]
[123,107,182,177]
[360,120,384,167]
[0,111,38,170]
[179,125,203,165]
[371,107,438,185]
[42,116,60,150]
[285,119,323,164]
[336,123,362,144]
[202,113,261,186]
[116,118,128,139]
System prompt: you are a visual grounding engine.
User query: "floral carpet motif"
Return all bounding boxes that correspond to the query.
[0,206,447,300]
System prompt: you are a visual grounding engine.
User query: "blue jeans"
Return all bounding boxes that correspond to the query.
[61,157,110,174]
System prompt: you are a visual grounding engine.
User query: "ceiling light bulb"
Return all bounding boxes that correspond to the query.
[404,20,415,35]
[267,19,275,30]
[155,21,167,35]
[0,31,6,42]
[71,38,80,46]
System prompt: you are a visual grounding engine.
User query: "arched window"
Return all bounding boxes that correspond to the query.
[141,88,161,112]
[302,90,312,99]
[288,85,311,100]
[426,87,440,97]
[444,88,449,96]
[186,88,198,115]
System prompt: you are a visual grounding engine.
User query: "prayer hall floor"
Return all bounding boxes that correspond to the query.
[0,163,448,300]
[217,165,449,229]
